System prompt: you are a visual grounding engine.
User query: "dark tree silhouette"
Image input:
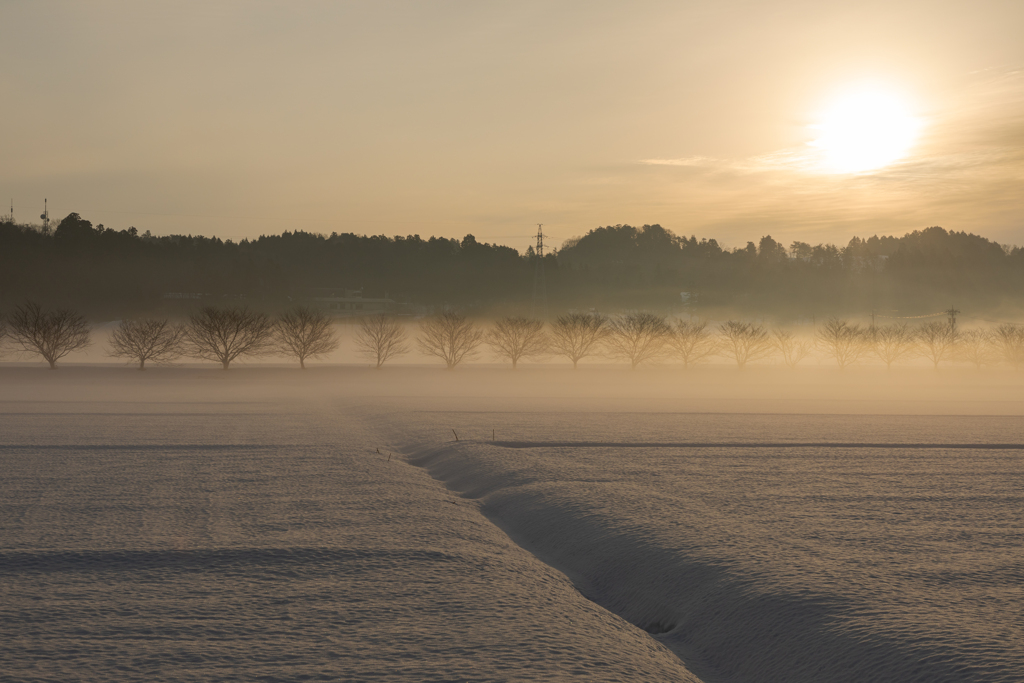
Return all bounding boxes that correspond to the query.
[355,313,410,368]
[7,301,92,369]
[816,318,869,369]
[549,312,610,369]
[916,321,958,370]
[276,306,339,369]
[872,322,917,369]
[718,321,773,369]
[606,312,671,370]
[417,311,483,370]
[993,324,1024,369]
[108,318,184,369]
[184,306,276,370]
[772,329,812,369]
[486,316,547,369]
[668,319,718,369]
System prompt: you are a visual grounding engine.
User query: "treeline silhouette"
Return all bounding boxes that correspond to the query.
[4,302,1023,371]
[2,213,1024,318]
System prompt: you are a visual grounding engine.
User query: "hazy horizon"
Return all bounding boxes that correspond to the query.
[3,1,1023,252]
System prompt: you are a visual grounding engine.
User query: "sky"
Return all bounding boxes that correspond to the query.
[2,0,1023,252]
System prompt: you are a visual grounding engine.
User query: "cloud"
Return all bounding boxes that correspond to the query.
[640,156,718,167]
[642,147,833,175]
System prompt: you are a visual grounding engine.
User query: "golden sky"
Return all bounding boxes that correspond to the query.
[2,1,1022,252]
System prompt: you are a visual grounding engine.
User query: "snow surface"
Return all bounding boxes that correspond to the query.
[1,365,1022,681]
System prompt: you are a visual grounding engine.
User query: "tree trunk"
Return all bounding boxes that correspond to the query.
[139,358,146,370]
[222,359,230,370]
[300,357,306,369]
[48,359,57,370]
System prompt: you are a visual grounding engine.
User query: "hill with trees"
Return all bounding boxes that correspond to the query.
[1,213,1022,319]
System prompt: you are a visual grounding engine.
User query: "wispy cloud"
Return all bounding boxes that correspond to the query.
[640,156,718,167]
[642,146,832,175]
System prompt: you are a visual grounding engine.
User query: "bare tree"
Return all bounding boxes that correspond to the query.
[872,322,918,369]
[7,301,92,369]
[108,318,184,369]
[916,320,958,370]
[718,321,774,369]
[417,310,483,370]
[816,317,869,369]
[992,324,1024,369]
[606,312,671,369]
[184,306,276,370]
[549,312,610,369]
[276,306,339,369]
[772,328,812,369]
[668,319,718,369]
[487,316,547,369]
[355,313,410,368]
[957,328,996,370]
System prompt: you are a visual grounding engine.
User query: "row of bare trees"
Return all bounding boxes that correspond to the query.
[407,312,810,371]
[4,302,1024,371]
[0,302,342,370]
[406,311,793,370]
[113,306,342,369]
[813,318,1024,370]
[404,311,1024,371]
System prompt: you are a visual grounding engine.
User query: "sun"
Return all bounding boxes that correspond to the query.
[810,88,921,174]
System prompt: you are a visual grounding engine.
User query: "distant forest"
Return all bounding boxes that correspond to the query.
[2,212,1023,320]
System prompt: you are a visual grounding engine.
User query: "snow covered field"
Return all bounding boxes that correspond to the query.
[1,365,1022,681]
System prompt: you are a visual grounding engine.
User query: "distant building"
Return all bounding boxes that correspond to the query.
[308,288,395,316]
[161,292,207,299]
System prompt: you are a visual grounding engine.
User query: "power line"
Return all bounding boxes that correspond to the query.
[962,315,1023,326]
[66,207,480,226]
[874,311,947,320]
[874,310,1022,327]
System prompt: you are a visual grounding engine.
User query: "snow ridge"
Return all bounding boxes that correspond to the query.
[413,440,1024,683]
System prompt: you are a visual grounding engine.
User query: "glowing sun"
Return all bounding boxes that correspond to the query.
[810,89,921,173]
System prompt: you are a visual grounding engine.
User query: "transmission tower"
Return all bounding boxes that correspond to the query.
[946,306,960,333]
[531,223,548,320]
[40,198,50,233]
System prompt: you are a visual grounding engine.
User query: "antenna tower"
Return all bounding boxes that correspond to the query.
[531,223,548,319]
[40,198,50,233]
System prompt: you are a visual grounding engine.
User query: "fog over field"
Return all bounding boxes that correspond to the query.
[1,365,1021,681]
